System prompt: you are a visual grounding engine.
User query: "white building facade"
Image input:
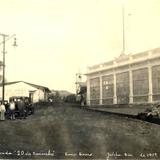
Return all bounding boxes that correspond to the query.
[0,81,50,103]
[86,48,160,106]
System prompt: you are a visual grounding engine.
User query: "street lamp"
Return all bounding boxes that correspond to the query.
[0,33,17,104]
[75,73,83,95]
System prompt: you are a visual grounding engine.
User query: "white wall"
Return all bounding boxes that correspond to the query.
[0,82,46,102]
[32,89,45,103]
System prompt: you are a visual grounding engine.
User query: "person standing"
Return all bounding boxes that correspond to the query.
[9,100,15,120]
[17,99,26,119]
[80,94,84,106]
[0,103,6,121]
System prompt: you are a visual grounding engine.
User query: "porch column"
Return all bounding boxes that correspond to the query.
[87,78,91,106]
[148,65,153,103]
[113,72,117,104]
[129,70,133,104]
[99,76,103,105]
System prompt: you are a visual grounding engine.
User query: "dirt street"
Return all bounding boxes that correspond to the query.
[0,103,160,159]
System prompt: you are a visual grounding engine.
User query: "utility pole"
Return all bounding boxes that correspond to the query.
[0,33,17,104]
[0,34,8,104]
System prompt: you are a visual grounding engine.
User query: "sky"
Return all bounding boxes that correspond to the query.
[0,0,160,93]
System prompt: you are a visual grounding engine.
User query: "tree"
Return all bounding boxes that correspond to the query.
[54,91,61,102]
[64,94,76,103]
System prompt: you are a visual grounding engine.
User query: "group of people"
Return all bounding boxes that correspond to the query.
[0,99,26,121]
[0,101,16,121]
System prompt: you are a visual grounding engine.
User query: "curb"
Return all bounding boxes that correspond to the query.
[83,107,136,119]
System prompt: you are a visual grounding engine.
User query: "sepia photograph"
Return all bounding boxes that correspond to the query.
[0,0,160,159]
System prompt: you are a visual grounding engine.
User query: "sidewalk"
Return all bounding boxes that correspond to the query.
[82,104,160,125]
[85,104,150,117]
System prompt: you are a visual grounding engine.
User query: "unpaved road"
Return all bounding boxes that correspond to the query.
[0,103,160,159]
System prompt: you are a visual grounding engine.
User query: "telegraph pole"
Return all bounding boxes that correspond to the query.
[0,33,17,104]
[0,34,8,104]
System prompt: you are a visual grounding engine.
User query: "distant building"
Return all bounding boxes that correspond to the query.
[86,48,160,105]
[0,81,51,103]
